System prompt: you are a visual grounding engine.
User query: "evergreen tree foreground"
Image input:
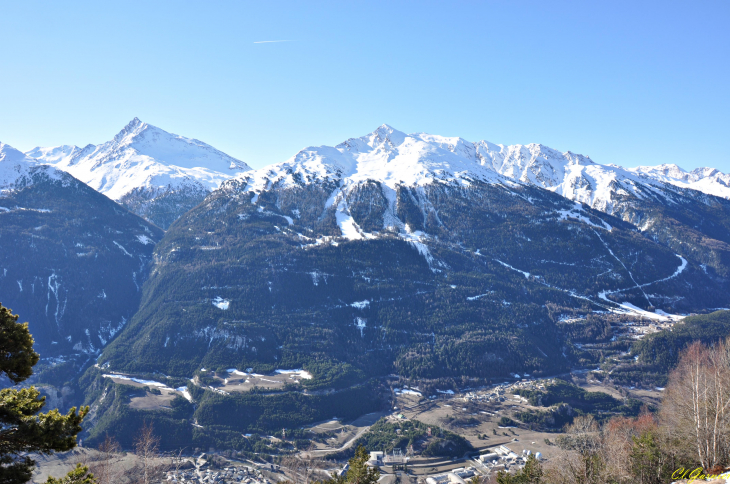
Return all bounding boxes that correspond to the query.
[0,303,90,484]
[319,446,379,484]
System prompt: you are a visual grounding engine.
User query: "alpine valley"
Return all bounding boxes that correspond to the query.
[4,122,730,451]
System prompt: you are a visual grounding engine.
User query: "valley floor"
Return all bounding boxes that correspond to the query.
[31,371,667,483]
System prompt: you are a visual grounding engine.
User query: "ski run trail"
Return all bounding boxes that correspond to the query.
[474,242,688,322]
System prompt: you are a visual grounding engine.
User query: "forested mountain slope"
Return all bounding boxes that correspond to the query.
[475,141,730,279]
[98,126,728,381]
[0,142,164,357]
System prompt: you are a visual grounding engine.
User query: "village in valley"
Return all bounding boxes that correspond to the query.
[48,370,661,484]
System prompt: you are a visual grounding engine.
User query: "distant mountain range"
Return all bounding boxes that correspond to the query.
[4,122,730,445]
[472,140,730,207]
[18,120,730,228]
[3,123,729,362]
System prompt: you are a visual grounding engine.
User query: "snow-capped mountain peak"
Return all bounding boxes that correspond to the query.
[23,119,253,227]
[71,117,251,172]
[631,163,690,180]
[226,125,730,242]
[237,125,507,199]
[691,167,721,178]
[114,116,145,141]
[368,123,407,148]
[565,151,594,165]
[0,142,33,164]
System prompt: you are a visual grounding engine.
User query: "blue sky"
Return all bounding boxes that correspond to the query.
[1,1,728,171]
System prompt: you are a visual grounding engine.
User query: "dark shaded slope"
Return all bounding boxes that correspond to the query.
[99,176,726,381]
[0,168,164,356]
[603,183,730,280]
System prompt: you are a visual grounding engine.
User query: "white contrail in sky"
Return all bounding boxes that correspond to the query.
[253,40,294,44]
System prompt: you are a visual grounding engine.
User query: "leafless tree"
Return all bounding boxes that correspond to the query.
[133,421,164,484]
[282,454,308,484]
[89,434,125,484]
[168,447,187,475]
[544,449,591,484]
[661,340,730,469]
[544,415,605,484]
[599,413,656,482]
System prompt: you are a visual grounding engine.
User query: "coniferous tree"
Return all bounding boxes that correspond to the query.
[496,454,543,484]
[43,464,96,484]
[0,303,89,484]
[319,446,379,484]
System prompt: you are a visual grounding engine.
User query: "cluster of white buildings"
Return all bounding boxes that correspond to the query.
[424,466,476,484]
[477,445,542,474]
[418,445,544,483]
[367,450,410,468]
[456,378,554,405]
[166,465,270,484]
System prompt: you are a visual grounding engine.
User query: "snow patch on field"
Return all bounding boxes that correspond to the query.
[177,386,192,401]
[335,197,371,240]
[668,255,688,279]
[0,206,52,213]
[597,293,684,322]
[395,388,422,397]
[103,373,192,401]
[557,203,612,231]
[354,317,366,337]
[212,297,230,310]
[103,374,167,387]
[274,369,313,379]
[308,271,329,286]
[136,235,153,245]
[400,229,438,270]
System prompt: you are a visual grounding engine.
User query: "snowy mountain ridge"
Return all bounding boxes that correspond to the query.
[24,144,83,165]
[628,164,730,200]
[227,124,520,242]
[0,142,69,191]
[18,122,730,228]
[475,141,730,213]
[228,124,730,222]
[234,124,508,194]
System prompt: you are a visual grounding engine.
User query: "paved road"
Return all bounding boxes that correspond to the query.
[302,426,371,457]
